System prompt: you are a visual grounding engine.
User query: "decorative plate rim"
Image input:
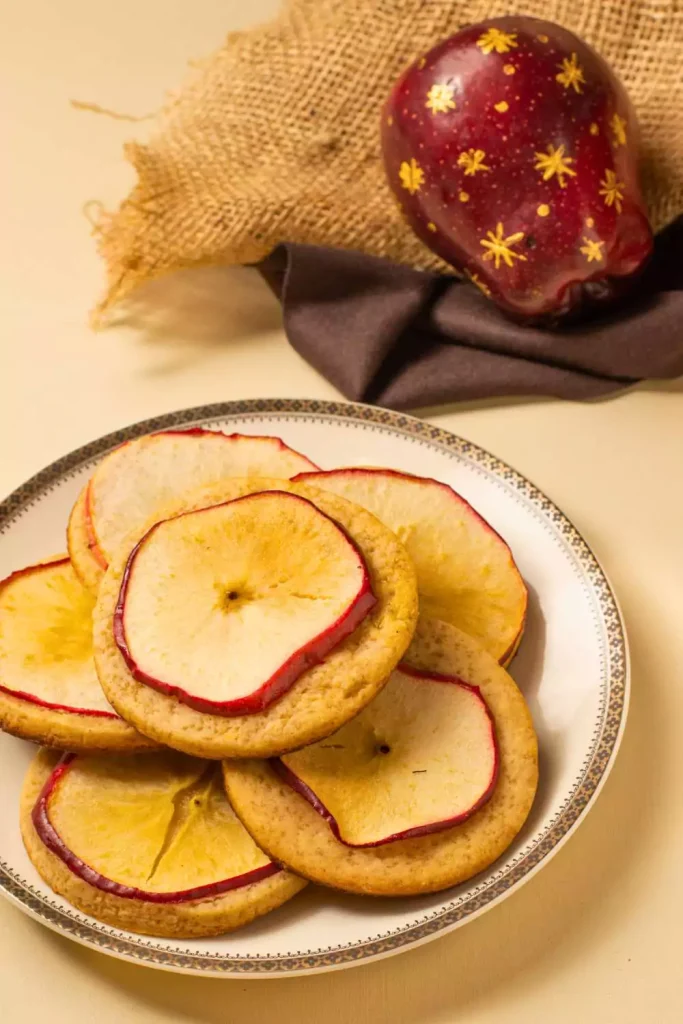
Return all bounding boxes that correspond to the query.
[0,398,629,977]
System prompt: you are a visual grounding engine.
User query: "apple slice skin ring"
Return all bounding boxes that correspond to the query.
[294,468,527,665]
[271,663,501,847]
[21,749,306,939]
[67,430,319,593]
[93,478,419,759]
[223,618,538,897]
[0,557,155,753]
[113,491,378,717]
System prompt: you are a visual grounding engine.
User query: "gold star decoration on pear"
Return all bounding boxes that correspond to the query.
[426,83,456,114]
[611,113,627,146]
[534,143,577,188]
[556,53,586,93]
[399,158,425,194]
[480,223,528,269]
[466,270,492,297]
[477,28,518,55]
[599,169,625,213]
[579,237,605,263]
[457,148,490,176]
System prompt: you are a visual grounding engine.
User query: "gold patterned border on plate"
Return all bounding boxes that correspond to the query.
[0,399,627,975]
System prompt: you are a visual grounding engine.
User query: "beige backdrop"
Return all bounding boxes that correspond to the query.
[1,2,683,1022]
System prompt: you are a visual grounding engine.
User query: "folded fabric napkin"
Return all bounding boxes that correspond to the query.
[259,215,683,410]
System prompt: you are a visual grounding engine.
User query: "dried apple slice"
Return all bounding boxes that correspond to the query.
[0,557,153,752]
[224,617,538,896]
[274,666,498,846]
[94,478,418,759]
[295,468,527,663]
[21,749,305,937]
[69,429,318,590]
[115,491,376,715]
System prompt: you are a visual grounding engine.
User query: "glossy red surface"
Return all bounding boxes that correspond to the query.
[382,16,653,320]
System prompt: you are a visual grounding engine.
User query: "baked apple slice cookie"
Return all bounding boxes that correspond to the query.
[223,618,538,895]
[68,429,318,592]
[21,749,305,937]
[295,469,527,664]
[0,557,153,752]
[93,480,418,758]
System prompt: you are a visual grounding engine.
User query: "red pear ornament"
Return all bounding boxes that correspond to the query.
[382,16,653,321]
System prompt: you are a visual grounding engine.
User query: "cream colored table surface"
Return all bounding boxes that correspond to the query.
[2,2,683,1021]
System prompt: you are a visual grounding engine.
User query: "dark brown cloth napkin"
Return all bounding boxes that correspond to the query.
[259,215,683,410]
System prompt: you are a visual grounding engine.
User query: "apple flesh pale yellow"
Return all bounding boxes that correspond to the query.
[115,490,377,715]
[0,557,117,718]
[32,752,280,902]
[275,664,498,846]
[294,468,526,663]
[224,618,538,895]
[78,429,319,573]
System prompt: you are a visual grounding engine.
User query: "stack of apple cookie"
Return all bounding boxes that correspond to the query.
[0,429,538,938]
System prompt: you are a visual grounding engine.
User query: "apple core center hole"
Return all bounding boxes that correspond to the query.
[378,743,391,755]
[220,588,243,609]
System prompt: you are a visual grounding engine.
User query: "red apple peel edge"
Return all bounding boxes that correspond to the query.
[113,491,378,717]
[272,665,500,848]
[295,467,528,664]
[0,558,119,719]
[31,754,281,903]
[0,683,119,720]
[84,429,320,569]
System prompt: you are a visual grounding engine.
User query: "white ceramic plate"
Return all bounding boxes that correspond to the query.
[0,399,628,977]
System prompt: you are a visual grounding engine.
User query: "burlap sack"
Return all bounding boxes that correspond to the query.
[94,0,683,318]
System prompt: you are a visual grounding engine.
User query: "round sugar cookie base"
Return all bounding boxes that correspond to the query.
[0,687,157,753]
[224,618,538,896]
[93,479,419,759]
[20,749,306,939]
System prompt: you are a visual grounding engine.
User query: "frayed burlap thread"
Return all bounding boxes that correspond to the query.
[94,0,683,319]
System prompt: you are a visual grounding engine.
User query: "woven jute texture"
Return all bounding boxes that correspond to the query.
[94,0,683,317]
